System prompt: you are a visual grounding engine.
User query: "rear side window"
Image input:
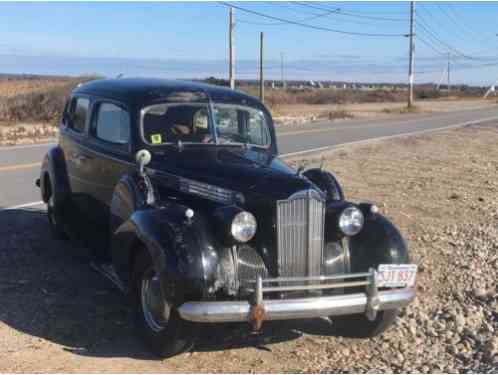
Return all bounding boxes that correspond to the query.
[94,102,130,145]
[72,97,90,133]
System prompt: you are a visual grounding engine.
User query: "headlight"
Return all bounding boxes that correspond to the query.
[231,211,257,242]
[339,206,364,236]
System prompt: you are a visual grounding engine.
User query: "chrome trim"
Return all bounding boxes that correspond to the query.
[259,280,369,293]
[177,268,417,323]
[150,169,238,204]
[276,189,326,277]
[288,189,326,201]
[258,273,371,283]
[178,288,416,323]
[178,177,234,204]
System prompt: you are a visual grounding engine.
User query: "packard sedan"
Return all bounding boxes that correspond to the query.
[37,78,417,357]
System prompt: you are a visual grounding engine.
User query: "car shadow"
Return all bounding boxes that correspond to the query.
[0,208,340,360]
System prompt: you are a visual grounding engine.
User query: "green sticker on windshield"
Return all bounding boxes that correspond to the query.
[151,134,162,144]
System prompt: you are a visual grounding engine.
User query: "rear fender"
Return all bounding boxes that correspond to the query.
[40,145,70,206]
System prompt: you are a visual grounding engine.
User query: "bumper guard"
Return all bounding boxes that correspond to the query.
[177,268,416,329]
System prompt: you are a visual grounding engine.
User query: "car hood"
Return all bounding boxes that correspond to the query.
[151,147,315,203]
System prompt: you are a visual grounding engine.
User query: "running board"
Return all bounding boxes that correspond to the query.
[90,261,126,293]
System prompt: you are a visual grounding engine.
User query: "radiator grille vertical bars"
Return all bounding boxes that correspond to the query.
[276,190,325,277]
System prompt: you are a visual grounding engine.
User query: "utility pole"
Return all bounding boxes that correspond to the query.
[259,32,264,102]
[280,52,286,89]
[407,1,415,108]
[447,52,451,96]
[229,7,235,90]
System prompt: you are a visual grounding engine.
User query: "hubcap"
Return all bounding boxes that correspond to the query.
[141,268,170,333]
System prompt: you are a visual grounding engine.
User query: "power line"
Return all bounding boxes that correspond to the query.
[218,2,407,37]
[415,14,484,61]
[292,2,407,22]
[283,2,377,26]
[434,3,498,56]
[267,2,373,26]
[417,35,446,56]
[446,3,498,40]
[238,8,341,26]
[417,5,498,61]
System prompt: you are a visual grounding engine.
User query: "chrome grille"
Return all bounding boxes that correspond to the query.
[276,190,325,277]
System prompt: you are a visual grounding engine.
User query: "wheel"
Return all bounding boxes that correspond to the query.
[47,194,68,240]
[331,309,398,338]
[131,250,196,358]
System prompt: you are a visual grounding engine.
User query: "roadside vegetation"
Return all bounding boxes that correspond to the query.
[0,76,96,126]
[239,84,483,108]
[381,105,422,115]
[0,74,491,138]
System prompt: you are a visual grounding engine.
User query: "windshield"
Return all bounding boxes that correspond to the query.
[141,102,271,148]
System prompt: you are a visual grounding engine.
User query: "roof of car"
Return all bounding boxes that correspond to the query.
[73,78,264,108]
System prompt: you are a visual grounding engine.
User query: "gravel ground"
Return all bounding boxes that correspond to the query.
[0,124,496,372]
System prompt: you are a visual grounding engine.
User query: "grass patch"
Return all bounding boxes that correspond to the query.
[381,105,422,115]
[327,109,355,120]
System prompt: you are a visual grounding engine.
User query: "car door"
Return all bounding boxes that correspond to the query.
[83,100,134,231]
[60,95,93,218]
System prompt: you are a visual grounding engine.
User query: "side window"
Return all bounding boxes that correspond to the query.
[71,97,90,133]
[93,102,130,145]
[247,110,270,146]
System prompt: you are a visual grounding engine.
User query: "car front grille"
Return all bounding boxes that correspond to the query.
[276,190,326,277]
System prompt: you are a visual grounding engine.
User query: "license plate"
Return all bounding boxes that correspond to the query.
[376,264,417,288]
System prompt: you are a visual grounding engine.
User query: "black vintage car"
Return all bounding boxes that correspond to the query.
[37,78,417,357]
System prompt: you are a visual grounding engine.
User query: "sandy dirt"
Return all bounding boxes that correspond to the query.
[0,124,497,372]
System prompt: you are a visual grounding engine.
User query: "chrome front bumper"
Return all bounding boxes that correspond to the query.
[178,268,416,328]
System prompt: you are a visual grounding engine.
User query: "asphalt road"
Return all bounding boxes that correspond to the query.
[1,106,497,210]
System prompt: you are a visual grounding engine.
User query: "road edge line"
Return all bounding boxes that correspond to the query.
[0,201,45,211]
[281,115,498,159]
[0,141,57,151]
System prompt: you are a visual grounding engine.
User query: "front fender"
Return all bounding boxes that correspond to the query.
[303,168,344,201]
[348,213,410,272]
[111,205,226,304]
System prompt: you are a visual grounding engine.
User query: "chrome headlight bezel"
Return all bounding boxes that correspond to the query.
[231,211,257,243]
[338,206,364,236]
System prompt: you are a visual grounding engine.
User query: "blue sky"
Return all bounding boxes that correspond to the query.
[1,1,498,85]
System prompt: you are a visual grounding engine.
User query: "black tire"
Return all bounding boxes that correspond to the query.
[131,250,196,358]
[47,194,68,240]
[331,309,398,338]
